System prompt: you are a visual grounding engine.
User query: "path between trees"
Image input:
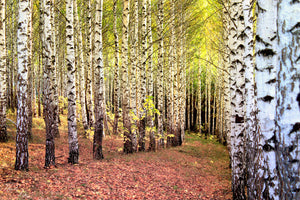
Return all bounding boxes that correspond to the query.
[0,115,231,199]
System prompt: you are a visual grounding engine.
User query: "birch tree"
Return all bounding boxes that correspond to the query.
[66,0,79,164]
[157,0,164,148]
[276,1,300,199]
[228,0,246,198]
[255,0,279,198]
[0,0,7,142]
[43,0,57,168]
[113,0,120,135]
[147,0,155,151]
[15,0,30,170]
[121,0,133,153]
[93,0,104,160]
[138,0,147,152]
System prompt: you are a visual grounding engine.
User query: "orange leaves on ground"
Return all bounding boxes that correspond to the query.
[0,129,231,199]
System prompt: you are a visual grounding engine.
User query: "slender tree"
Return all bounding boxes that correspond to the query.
[42,0,58,168]
[157,0,164,148]
[121,0,133,153]
[66,0,79,164]
[0,0,7,142]
[138,0,147,152]
[113,0,120,135]
[228,0,246,198]
[15,0,31,170]
[147,0,155,151]
[93,0,104,160]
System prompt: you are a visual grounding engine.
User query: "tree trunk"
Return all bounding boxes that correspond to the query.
[157,0,164,149]
[121,0,133,154]
[276,2,300,199]
[138,0,147,152]
[147,0,155,151]
[66,0,79,164]
[0,0,7,142]
[15,0,30,170]
[42,0,57,168]
[228,0,246,198]
[86,0,95,129]
[255,0,279,199]
[113,0,120,136]
[93,0,104,160]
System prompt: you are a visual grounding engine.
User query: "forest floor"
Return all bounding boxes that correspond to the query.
[0,113,232,200]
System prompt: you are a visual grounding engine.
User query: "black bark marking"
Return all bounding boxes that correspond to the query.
[289,122,300,134]
[257,49,276,57]
[263,144,275,152]
[291,0,300,4]
[235,114,244,123]
[297,93,300,108]
[266,79,276,84]
[261,95,274,103]
[289,22,300,34]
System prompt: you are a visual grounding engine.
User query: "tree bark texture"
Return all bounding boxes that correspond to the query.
[15,0,30,170]
[66,0,79,164]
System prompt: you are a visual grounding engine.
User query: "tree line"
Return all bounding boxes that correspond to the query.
[0,0,299,199]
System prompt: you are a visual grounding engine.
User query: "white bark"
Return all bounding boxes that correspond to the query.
[0,0,7,142]
[255,1,279,199]
[66,0,79,164]
[15,0,30,170]
[157,0,164,148]
[228,0,246,198]
[276,1,300,199]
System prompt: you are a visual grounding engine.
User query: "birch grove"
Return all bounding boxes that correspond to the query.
[0,1,298,198]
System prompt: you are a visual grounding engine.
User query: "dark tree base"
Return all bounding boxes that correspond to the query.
[68,149,79,164]
[0,127,8,142]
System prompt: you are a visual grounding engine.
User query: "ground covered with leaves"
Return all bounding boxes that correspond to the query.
[0,114,232,199]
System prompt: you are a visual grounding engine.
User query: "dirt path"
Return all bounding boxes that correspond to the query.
[0,116,232,199]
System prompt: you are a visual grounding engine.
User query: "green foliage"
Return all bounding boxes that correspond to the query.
[59,96,68,113]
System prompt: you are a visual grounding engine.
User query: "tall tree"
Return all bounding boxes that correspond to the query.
[228,0,246,198]
[42,0,58,168]
[138,0,147,152]
[15,0,31,170]
[0,0,7,142]
[157,0,164,148]
[121,0,133,153]
[86,0,95,129]
[66,0,79,164]
[93,0,104,160]
[276,1,300,199]
[255,0,279,199]
[113,0,120,135]
[147,0,155,151]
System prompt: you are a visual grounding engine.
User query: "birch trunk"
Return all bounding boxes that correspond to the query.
[121,0,133,153]
[228,0,246,198]
[255,1,279,199]
[93,0,104,160]
[66,0,79,164]
[157,0,164,148]
[15,0,30,170]
[86,0,94,129]
[113,0,120,135]
[74,0,88,132]
[0,0,7,142]
[138,0,147,152]
[42,0,57,168]
[276,2,300,199]
[147,0,155,151]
